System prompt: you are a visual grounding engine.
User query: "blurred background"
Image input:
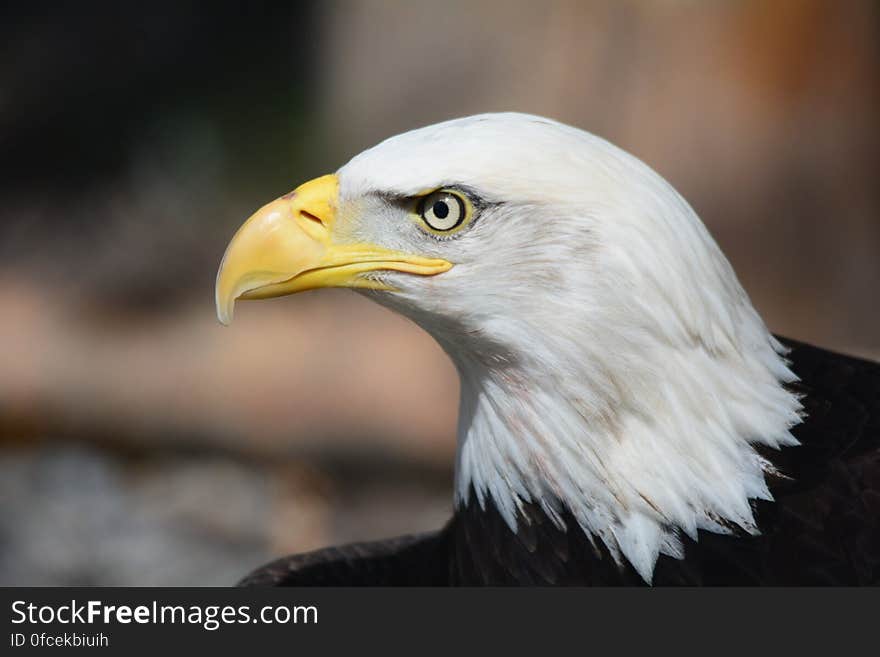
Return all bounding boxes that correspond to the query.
[1,0,878,585]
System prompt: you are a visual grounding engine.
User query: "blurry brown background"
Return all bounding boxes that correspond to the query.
[1,1,878,585]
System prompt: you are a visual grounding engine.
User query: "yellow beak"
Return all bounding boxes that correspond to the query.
[215,174,452,325]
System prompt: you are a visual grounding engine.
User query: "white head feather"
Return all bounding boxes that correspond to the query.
[336,113,802,582]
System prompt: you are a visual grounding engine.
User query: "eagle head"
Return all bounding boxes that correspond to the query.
[216,113,802,582]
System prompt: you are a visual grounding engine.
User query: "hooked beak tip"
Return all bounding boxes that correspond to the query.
[216,292,234,326]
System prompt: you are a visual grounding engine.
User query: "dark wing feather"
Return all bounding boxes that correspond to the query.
[238,531,449,586]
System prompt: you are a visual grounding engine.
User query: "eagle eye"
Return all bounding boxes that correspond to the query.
[417,190,470,233]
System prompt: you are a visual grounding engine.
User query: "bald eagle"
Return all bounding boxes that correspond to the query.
[216,113,880,585]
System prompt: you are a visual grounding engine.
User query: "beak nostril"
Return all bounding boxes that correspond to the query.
[299,210,325,226]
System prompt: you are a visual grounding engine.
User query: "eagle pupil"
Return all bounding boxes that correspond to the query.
[433,201,449,219]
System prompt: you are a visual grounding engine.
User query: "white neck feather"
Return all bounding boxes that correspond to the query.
[448,326,801,582]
